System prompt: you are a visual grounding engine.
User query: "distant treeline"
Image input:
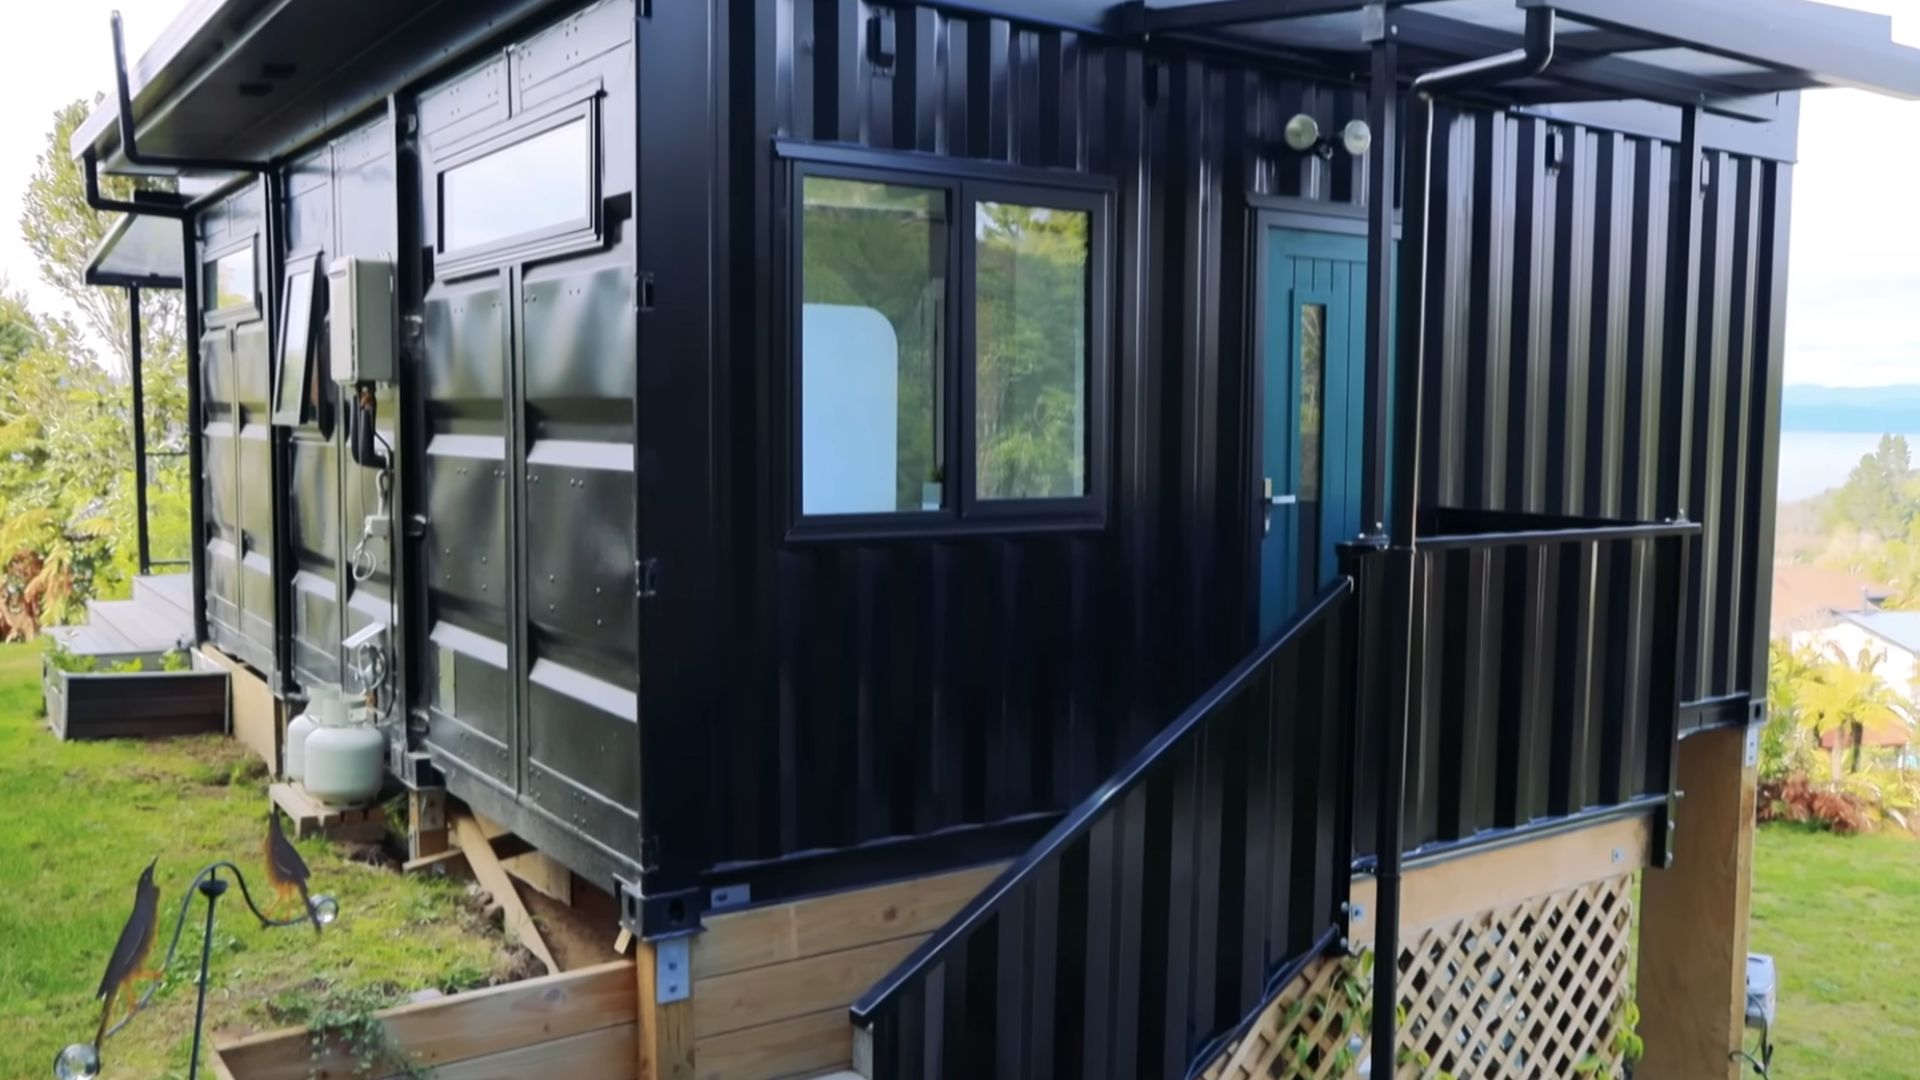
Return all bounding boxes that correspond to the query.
[1783,384,1920,434]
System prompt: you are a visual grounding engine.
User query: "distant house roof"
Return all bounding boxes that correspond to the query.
[1818,713,1912,750]
[1770,564,1886,637]
[1839,611,1920,658]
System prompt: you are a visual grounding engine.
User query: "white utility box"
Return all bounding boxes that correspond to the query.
[327,256,396,384]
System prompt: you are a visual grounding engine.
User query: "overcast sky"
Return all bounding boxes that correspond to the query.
[0,1,1914,387]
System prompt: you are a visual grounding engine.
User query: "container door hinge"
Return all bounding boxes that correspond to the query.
[637,558,661,599]
[636,271,655,312]
[638,0,652,17]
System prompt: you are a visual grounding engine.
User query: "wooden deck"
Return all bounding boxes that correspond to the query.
[50,573,194,659]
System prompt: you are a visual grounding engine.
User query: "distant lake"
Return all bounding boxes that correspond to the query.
[1778,431,1919,502]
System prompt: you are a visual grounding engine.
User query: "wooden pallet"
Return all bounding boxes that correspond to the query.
[269,781,387,843]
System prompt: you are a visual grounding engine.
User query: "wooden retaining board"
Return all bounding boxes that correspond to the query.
[690,862,1004,1079]
[216,959,638,1080]
[43,665,228,741]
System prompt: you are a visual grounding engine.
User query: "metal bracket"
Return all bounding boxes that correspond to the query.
[709,884,752,912]
[1361,3,1393,43]
[655,936,692,1003]
[1336,900,1367,955]
[616,874,647,933]
[637,558,661,599]
[1653,787,1685,869]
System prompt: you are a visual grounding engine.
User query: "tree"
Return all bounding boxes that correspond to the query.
[19,100,182,381]
[0,102,196,635]
[1761,639,1819,781]
[1823,434,1920,543]
[1800,643,1915,777]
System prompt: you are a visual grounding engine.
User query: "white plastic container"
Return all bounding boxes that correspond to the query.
[286,684,351,782]
[305,719,387,806]
[284,709,317,782]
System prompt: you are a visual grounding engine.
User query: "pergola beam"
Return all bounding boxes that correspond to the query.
[1129,0,1434,35]
[1524,0,1920,98]
[1395,10,1780,122]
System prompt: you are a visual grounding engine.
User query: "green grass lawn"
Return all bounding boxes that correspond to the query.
[1752,825,1920,1079]
[0,643,516,1079]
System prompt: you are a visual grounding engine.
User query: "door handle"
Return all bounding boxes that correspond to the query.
[1261,479,1297,535]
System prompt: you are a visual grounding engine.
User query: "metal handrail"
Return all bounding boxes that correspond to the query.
[1419,518,1702,552]
[851,575,1356,1025]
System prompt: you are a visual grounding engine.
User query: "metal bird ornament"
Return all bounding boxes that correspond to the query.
[94,859,161,1045]
[264,810,321,934]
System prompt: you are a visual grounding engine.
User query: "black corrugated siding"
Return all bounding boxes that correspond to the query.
[1415,106,1788,712]
[691,2,1787,896]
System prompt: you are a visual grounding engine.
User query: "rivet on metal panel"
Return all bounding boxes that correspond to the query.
[656,937,691,1003]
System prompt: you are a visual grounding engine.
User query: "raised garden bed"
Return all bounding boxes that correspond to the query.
[214,959,637,1079]
[42,659,229,741]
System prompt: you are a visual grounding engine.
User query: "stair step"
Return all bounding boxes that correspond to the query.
[88,599,191,653]
[134,573,194,620]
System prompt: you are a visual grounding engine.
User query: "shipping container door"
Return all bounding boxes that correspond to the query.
[416,0,641,879]
[200,205,276,673]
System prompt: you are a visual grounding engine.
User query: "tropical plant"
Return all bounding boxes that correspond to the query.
[1760,640,1820,781]
[1799,643,1915,776]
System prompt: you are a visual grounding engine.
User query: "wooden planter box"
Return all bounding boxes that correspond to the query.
[214,960,637,1080]
[43,661,229,741]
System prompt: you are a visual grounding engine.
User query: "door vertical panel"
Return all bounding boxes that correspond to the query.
[234,319,277,672]
[421,275,514,787]
[283,148,343,689]
[201,325,241,654]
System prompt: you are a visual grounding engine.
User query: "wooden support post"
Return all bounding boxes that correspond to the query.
[636,938,695,1080]
[408,788,449,862]
[1638,724,1759,1079]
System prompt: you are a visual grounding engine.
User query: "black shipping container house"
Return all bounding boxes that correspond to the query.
[73,0,1920,1076]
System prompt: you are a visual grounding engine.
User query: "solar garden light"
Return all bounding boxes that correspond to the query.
[1283,113,1373,159]
[55,812,337,1080]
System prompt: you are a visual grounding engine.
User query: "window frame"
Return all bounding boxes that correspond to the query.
[203,236,261,326]
[780,144,1114,542]
[432,94,603,279]
[272,252,324,427]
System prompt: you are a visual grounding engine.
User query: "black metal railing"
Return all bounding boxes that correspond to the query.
[851,579,1358,1080]
[1357,509,1699,862]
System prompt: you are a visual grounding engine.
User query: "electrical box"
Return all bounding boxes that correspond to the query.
[1746,953,1777,1029]
[327,257,396,384]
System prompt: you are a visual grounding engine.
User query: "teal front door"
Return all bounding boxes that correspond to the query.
[1260,227,1368,639]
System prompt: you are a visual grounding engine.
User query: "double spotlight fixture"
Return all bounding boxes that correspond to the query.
[1283,113,1373,159]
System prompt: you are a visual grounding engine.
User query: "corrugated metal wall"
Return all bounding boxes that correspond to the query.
[697,0,1785,898]
[1413,105,1789,710]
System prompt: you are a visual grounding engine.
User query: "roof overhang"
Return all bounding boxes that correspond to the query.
[1130,0,1920,118]
[70,0,572,174]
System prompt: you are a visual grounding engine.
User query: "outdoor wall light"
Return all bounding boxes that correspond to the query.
[1283,114,1373,159]
[55,812,336,1080]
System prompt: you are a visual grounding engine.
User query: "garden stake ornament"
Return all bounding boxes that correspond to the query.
[55,810,339,1080]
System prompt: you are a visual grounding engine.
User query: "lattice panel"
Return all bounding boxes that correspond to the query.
[1195,875,1635,1080]
[1202,955,1368,1080]
[1397,874,1634,1079]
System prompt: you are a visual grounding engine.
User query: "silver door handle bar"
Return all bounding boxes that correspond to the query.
[1268,494,1299,506]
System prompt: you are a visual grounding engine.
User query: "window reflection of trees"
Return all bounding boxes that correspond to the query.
[801,178,946,513]
[974,203,1088,501]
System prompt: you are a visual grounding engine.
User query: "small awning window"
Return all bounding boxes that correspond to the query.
[83,209,183,289]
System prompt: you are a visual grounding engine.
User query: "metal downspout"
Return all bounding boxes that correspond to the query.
[1371,8,1556,1073]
